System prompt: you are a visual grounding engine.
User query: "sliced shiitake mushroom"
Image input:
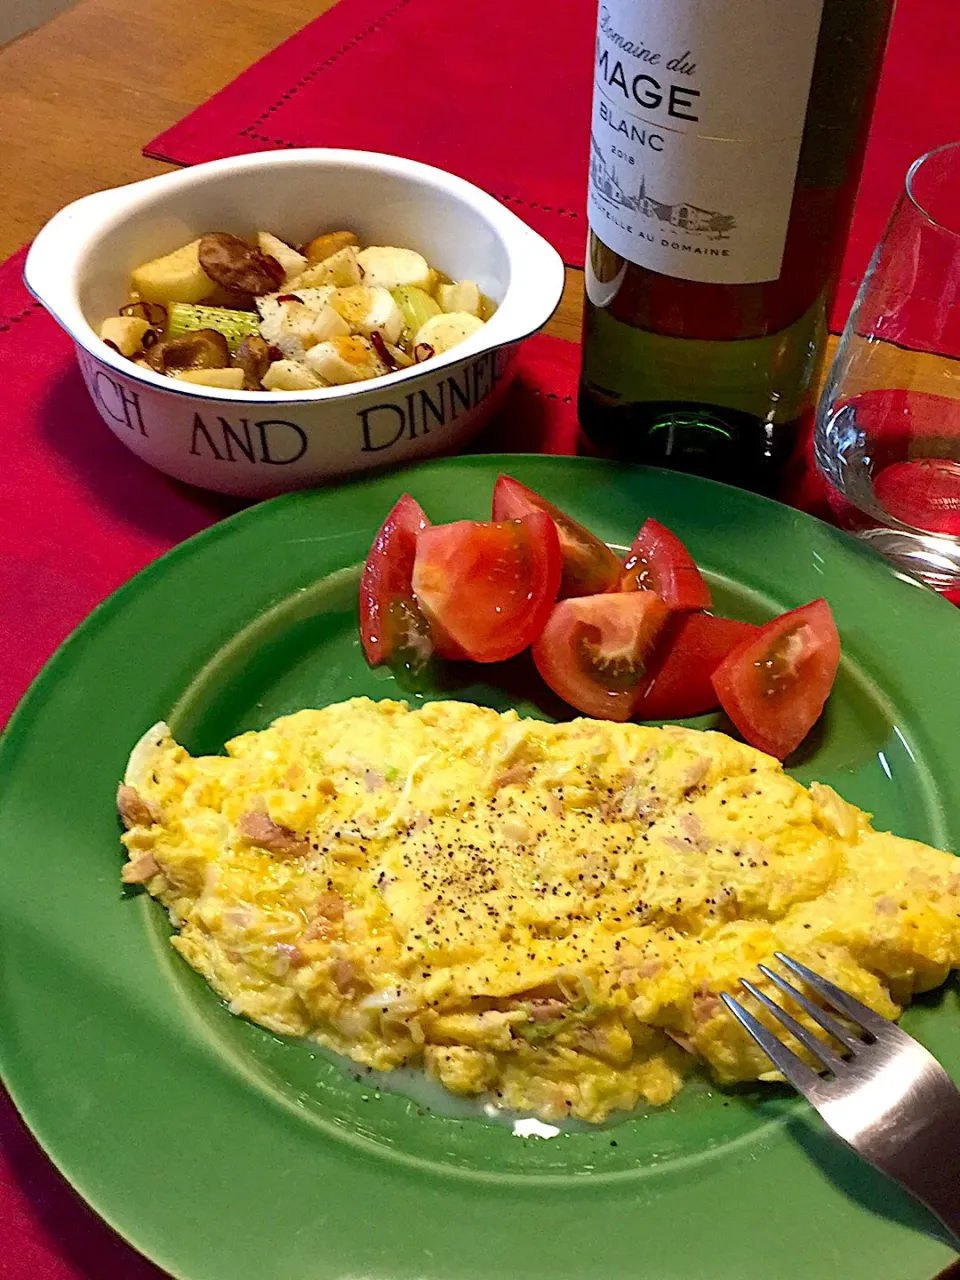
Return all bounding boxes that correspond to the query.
[198,285,259,312]
[233,334,272,390]
[198,232,285,297]
[119,300,168,327]
[144,328,231,374]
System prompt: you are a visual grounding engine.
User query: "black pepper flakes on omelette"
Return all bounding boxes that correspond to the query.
[118,697,960,1124]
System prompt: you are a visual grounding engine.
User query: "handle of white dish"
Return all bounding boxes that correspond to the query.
[490,219,567,347]
[24,182,146,324]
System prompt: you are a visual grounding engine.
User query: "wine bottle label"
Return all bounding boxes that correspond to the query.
[586,0,824,285]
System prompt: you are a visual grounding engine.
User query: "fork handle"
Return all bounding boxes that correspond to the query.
[890,1103,960,1247]
[914,1174,960,1247]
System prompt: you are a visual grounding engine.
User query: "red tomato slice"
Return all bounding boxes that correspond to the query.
[532,592,671,721]
[412,512,562,664]
[492,474,622,598]
[359,494,434,667]
[711,599,840,759]
[635,614,760,721]
[621,519,712,611]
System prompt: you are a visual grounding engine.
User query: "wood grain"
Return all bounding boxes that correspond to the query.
[0,6,958,1273]
[0,0,336,261]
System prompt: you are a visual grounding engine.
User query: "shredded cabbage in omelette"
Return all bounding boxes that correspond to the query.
[118,698,960,1124]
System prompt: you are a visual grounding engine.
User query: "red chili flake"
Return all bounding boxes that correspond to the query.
[414,342,435,363]
[276,294,303,304]
[369,330,397,369]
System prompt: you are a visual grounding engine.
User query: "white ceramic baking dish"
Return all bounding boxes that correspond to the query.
[25,149,566,498]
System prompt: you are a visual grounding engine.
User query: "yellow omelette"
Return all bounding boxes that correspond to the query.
[118,698,960,1124]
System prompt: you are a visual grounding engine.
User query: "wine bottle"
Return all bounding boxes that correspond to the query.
[579,0,895,494]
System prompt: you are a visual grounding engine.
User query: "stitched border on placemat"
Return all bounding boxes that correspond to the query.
[231,0,584,228]
[0,301,43,337]
[528,390,574,405]
[237,0,415,138]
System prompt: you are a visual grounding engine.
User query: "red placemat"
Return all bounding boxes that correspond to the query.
[145,0,960,331]
[0,248,237,732]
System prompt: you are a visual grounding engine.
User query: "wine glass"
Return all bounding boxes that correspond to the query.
[815,141,960,594]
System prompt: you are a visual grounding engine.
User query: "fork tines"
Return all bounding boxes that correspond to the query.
[720,952,880,1094]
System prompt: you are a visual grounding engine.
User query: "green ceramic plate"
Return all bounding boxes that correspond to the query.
[2,456,959,1280]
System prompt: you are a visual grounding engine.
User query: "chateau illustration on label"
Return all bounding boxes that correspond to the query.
[589,134,736,239]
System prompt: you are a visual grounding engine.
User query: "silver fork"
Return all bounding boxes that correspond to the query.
[721,952,960,1246]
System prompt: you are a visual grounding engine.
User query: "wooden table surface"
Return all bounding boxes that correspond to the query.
[0,2,958,1277]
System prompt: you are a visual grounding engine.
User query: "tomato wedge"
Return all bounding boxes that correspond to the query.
[492,474,622,598]
[635,614,759,721]
[359,494,433,667]
[412,513,562,664]
[711,599,840,759]
[532,592,670,721]
[621,519,712,611]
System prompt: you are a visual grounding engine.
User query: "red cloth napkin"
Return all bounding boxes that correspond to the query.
[144,0,960,332]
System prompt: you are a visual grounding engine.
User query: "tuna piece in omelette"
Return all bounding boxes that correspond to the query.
[118,698,960,1125]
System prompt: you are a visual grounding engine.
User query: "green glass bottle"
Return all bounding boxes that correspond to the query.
[579,0,895,494]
